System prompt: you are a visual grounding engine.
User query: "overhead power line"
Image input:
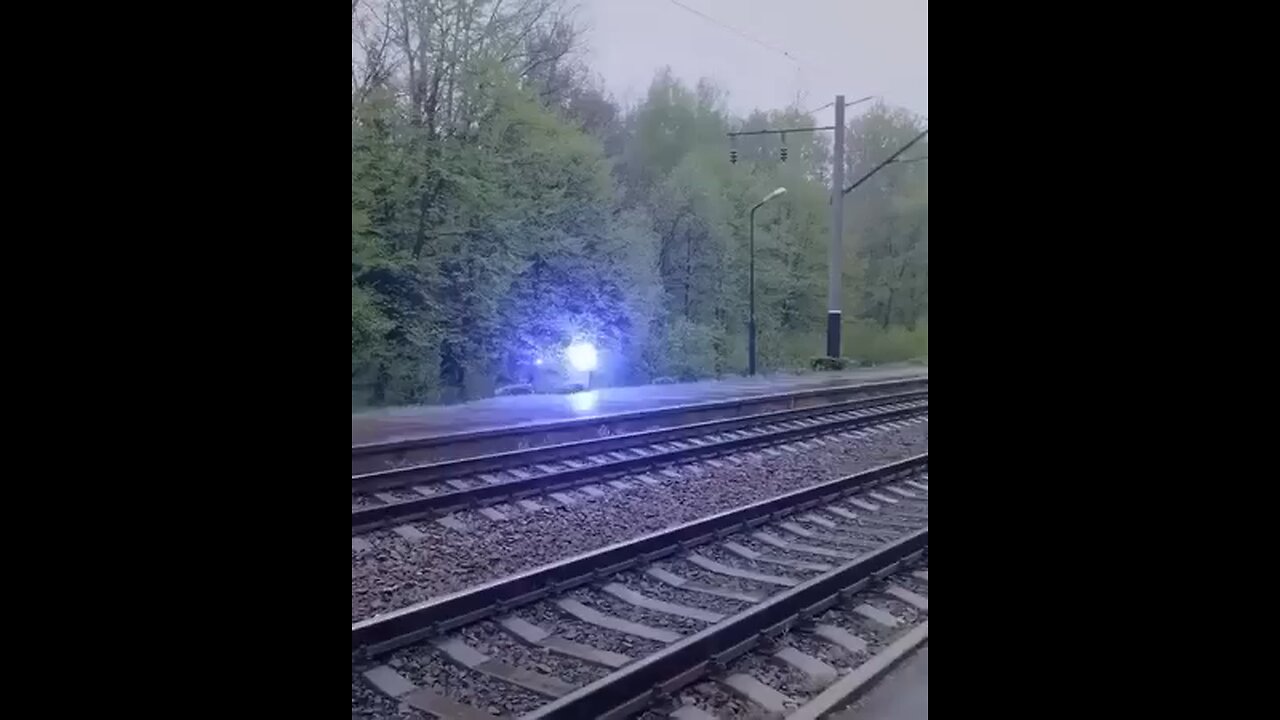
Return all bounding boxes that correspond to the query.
[843,129,929,195]
[666,0,803,65]
[806,95,875,116]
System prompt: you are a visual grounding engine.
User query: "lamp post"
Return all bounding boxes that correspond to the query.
[748,187,787,376]
[727,94,873,359]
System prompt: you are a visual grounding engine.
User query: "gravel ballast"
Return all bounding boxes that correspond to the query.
[516,601,669,658]
[383,643,548,716]
[683,569,928,719]
[617,570,755,618]
[732,535,851,565]
[835,522,899,542]
[875,504,930,520]
[816,608,897,656]
[352,559,928,718]
[564,587,710,636]
[681,679,769,720]
[696,543,819,581]
[893,575,930,596]
[656,557,779,598]
[351,669,428,719]
[870,595,925,626]
[457,620,608,687]
[789,630,864,671]
[733,651,820,704]
[353,419,927,622]
[785,521,902,547]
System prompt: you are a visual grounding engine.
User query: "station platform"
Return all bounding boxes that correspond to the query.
[351,365,928,445]
[833,646,928,720]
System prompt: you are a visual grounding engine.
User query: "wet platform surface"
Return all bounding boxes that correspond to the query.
[832,646,928,720]
[352,365,928,445]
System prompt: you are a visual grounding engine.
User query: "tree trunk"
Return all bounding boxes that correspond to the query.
[882,260,910,329]
[684,230,692,318]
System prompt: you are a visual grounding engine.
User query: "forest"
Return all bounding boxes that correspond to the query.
[352,0,928,407]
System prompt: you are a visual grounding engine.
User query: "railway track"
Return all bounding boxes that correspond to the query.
[352,391,928,534]
[352,454,928,720]
[352,377,928,474]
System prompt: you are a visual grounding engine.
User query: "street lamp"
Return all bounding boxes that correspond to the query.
[748,187,787,376]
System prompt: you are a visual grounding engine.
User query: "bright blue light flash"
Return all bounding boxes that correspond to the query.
[566,342,598,372]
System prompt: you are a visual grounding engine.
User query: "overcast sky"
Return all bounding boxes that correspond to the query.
[576,0,928,125]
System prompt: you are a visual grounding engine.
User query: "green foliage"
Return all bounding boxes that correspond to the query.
[809,356,848,371]
[352,3,927,407]
[844,318,930,365]
[651,316,722,381]
[810,356,840,371]
[845,104,929,330]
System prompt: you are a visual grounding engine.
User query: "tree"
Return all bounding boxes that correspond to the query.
[843,104,929,331]
[353,14,928,406]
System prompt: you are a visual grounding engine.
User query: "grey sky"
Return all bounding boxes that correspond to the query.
[576,0,928,124]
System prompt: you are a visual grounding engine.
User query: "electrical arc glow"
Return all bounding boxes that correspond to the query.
[565,342,598,372]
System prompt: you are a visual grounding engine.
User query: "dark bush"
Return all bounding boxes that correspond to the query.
[809,356,847,371]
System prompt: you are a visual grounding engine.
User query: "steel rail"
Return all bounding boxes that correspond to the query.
[351,402,928,532]
[351,453,927,656]
[353,389,928,493]
[524,528,928,719]
[352,376,928,470]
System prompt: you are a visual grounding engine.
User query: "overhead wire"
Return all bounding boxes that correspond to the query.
[666,0,804,65]
[843,129,929,195]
